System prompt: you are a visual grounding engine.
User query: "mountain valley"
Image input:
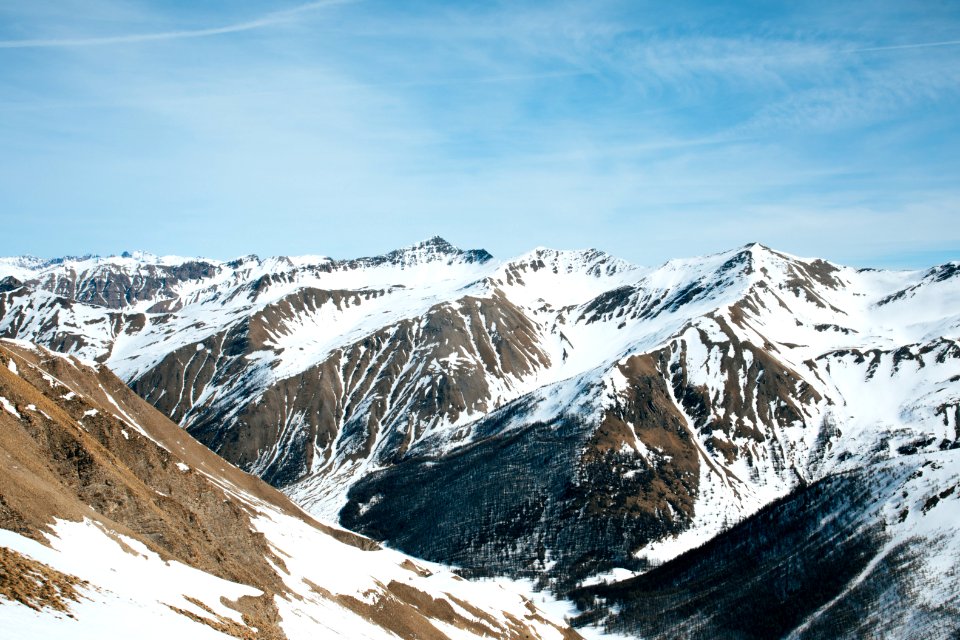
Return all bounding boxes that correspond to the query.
[1,237,958,638]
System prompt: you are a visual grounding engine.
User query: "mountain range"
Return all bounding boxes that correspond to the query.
[1,237,958,638]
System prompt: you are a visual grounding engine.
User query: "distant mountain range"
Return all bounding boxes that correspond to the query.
[1,237,958,638]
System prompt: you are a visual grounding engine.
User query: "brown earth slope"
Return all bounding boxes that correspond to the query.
[0,339,580,640]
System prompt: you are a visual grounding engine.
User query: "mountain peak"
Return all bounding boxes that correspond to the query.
[736,242,777,261]
[508,246,639,278]
[416,235,458,251]
[377,236,494,267]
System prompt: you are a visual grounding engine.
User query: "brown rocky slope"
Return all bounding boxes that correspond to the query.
[0,338,580,640]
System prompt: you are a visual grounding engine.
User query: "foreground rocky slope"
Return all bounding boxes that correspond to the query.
[0,339,580,639]
[1,240,958,616]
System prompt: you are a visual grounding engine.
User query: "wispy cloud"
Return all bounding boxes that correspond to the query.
[1,0,958,268]
[849,39,960,54]
[0,0,354,49]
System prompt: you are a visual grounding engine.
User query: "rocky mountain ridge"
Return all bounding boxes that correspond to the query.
[1,238,958,635]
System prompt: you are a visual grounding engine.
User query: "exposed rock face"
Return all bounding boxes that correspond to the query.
[130,289,551,487]
[341,352,706,592]
[34,260,219,309]
[1,240,959,631]
[0,339,581,639]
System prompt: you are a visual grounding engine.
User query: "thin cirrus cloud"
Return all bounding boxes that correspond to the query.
[0,0,957,268]
[848,39,960,53]
[0,0,355,49]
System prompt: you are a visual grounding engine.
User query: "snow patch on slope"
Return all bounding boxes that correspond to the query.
[0,518,260,639]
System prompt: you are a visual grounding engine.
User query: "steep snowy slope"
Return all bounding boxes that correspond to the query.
[571,453,960,638]
[0,339,581,639]
[1,240,958,608]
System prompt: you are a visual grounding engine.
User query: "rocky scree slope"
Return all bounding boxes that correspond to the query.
[1,239,959,609]
[0,339,581,640]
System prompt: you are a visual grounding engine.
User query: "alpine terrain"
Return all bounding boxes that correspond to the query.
[1,237,959,637]
[0,338,581,639]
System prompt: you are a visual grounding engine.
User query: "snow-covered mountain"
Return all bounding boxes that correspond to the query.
[571,451,960,638]
[1,238,958,632]
[0,339,580,639]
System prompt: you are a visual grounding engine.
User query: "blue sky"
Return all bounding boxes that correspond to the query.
[1,0,958,269]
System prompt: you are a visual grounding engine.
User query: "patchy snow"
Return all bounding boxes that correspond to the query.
[7,358,17,375]
[0,491,578,640]
[276,244,960,566]
[578,567,642,588]
[3,241,960,610]
[788,450,960,637]
[249,508,574,640]
[98,384,165,449]
[0,396,20,418]
[492,247,645,309]
[175,462,189,472]
[0,518,260,639]
[479,575,638,640]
